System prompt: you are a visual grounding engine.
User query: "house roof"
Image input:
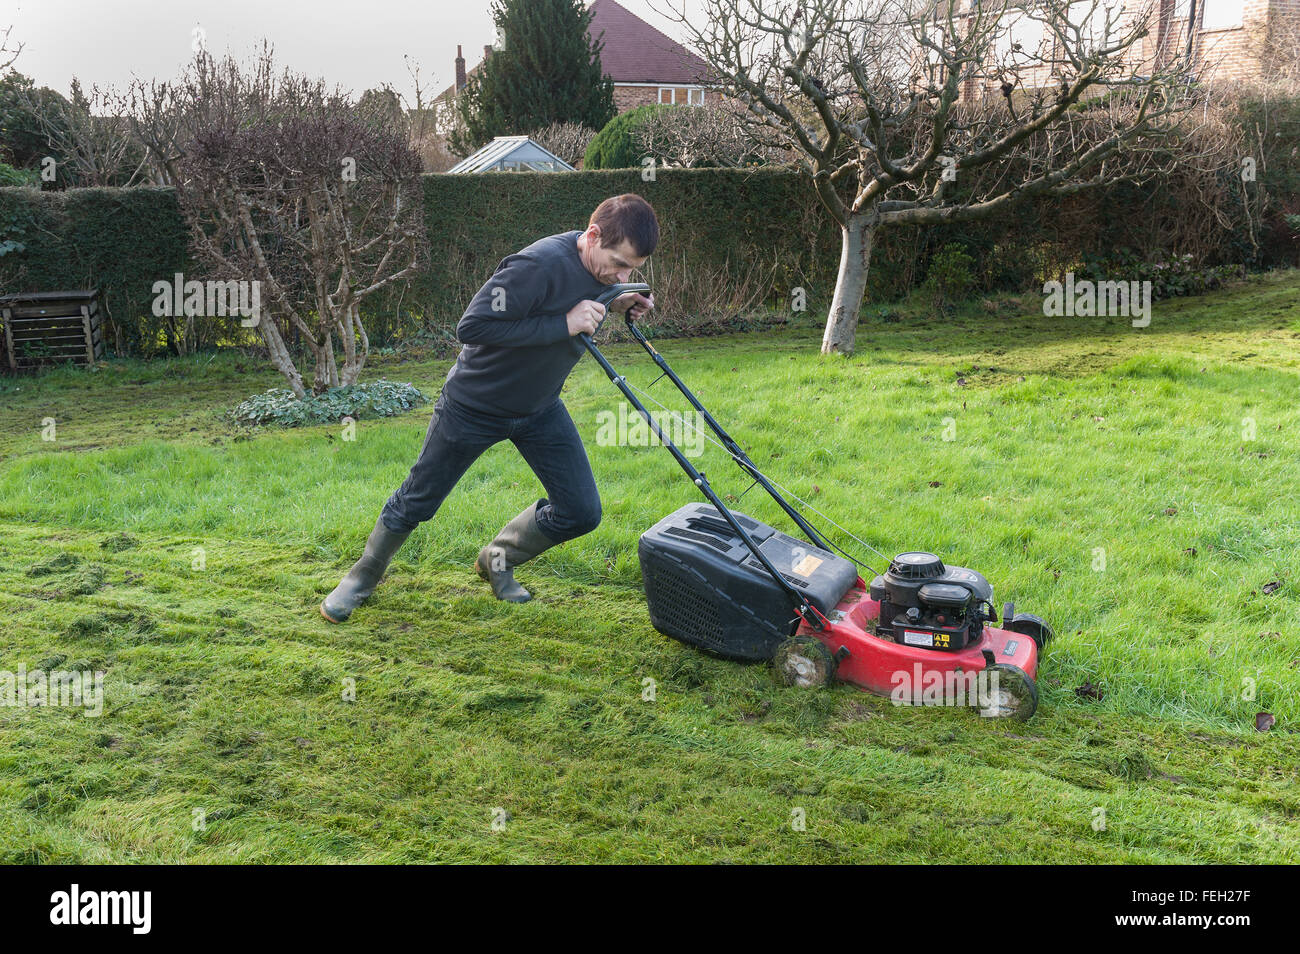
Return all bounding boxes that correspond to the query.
[435,0,711,103]
[435,76,466,104]
[435,59,483,105]
[447,136,576,173]
[587,0,710,85]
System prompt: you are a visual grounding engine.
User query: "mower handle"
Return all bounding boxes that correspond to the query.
[595,282,651,310]
[579,282,650,349]
[575,281,836,629]
[580,283,652,347]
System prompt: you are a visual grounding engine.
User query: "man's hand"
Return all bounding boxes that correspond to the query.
[566,299,606,337]
[609,291,654,320]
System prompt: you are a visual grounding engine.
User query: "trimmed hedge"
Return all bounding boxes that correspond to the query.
[0,150,1286,358]
[0,168,842,356]
[393,167,838,342]
[0,185,192,356]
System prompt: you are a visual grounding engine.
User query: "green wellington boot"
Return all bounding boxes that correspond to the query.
[475,501,559,603]
[320,516,412,623]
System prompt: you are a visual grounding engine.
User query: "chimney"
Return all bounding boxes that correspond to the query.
[484,44,493,61]
[455,45,466,91]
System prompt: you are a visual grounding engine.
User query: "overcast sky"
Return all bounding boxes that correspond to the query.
[4,0,703,105]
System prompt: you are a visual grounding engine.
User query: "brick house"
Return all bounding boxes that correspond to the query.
[436,0,713,117]
[960,0,1300,100]
[587,0,714,111]
[1148,0,1300,83]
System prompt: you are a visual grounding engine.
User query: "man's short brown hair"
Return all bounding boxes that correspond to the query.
[589,194,659,257]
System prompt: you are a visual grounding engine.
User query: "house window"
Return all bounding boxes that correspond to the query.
[1200,0,1242,30]
[994,10,1046,59]
[1174,0,1243,29]
[658,86,705,106]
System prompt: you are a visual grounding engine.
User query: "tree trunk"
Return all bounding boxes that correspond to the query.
[325,337,340,390]
[821,212,876,356]
[163,315,180,356]
[338,300,367,387]
[258,314,307,398]
[311,330,339,394]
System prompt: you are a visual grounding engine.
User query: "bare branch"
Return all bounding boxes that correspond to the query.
[657,0,1204,353]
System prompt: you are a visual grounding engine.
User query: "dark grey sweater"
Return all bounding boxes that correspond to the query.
[440,230,610,417]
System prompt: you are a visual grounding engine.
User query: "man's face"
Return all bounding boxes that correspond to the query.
[581,225,648,285]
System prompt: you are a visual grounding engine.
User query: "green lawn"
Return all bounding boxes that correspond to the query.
[1,271,1297,863]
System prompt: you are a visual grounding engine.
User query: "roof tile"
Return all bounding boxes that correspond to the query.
[588,0,710,84]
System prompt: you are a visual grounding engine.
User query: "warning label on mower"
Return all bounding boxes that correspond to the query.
[902,630,935,647]
[792,554,823,577]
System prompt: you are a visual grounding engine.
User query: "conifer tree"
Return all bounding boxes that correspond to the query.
[452,0,614,155]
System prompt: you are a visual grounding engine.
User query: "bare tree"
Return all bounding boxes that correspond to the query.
[404,57,437,170]
[364,59,474,173]
[1258,10,1300,85]
[123,72,190,186]
[528,120,596,166]
[129,44,428,395]
[402,55,435,146]
[664,0,1201,353]
[634,102,793,167]
[1,23,22,73]
[14,78,150,186]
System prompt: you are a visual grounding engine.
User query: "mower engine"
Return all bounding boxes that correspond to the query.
[869,551,996,652]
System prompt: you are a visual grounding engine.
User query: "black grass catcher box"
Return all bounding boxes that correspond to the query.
[638,503,859,661]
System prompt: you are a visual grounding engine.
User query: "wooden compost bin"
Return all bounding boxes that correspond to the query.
[0,289,105,372]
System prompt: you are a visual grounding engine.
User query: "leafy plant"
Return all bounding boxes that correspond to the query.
[0,158,37,187]
[583,105,671,170]
[0,188,34,256]
[1078,248,1245,302]
[230,378,427,427]
[922,243,976,315]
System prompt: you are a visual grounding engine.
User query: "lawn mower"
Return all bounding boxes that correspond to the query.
[581,283,1054,720]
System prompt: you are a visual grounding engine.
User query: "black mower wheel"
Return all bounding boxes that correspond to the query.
[1004,613,1055,651]
[979,664,1038,721]
[773,636,837,689]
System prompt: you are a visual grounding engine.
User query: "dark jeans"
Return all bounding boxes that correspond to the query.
[379,391,601,544]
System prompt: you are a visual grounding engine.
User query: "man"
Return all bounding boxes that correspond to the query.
[320,193,658,623]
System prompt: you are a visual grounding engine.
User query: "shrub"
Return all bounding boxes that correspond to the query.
[230,379,428,427]
[1078,248,1245,301]
[921,243,976,314]
[528,121,596,167]
[0,160,38,186]
[632,103,790,168]
[583,105,670,169]
[1227,90,1300,269]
